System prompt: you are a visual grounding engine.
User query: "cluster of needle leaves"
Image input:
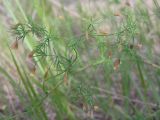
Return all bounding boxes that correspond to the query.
[11,19,78,89]
[10,17,100,112]
[4,0,160,119]
[10,19,99,120]
[10,12,140,116]
[71,83,94,110]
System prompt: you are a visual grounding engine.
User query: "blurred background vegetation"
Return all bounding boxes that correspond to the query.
[0,0,160,120]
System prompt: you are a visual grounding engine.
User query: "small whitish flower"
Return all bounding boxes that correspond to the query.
[11,40,18,49]
[136,43,142,49]
[114,59,121,70]
[94,105,99,111]
[28,50,35,59]
[63,72,68,85]
[58,15,64,20]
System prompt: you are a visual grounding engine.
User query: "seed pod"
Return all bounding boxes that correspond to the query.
[28,50,35,58]
[99,30,108,35]
[108,51,112,58]
[114,12,121,16]
[30,65,36,75]
[44,68,49,79]
[114,59,121,70]
[26,58,36,75]
[85,31,89,40]
[126,1,131,6]
[11,40,18,49]
[64,72,68,85]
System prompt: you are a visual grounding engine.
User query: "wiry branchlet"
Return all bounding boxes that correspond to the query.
[11,23,28,41]
[11,20,78,82]
[27,20,47,39]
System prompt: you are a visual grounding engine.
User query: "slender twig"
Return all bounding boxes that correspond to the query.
[143,59,160,69]
[92,87,158,108]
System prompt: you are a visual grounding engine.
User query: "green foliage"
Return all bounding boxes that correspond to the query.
[0,0,160,120]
